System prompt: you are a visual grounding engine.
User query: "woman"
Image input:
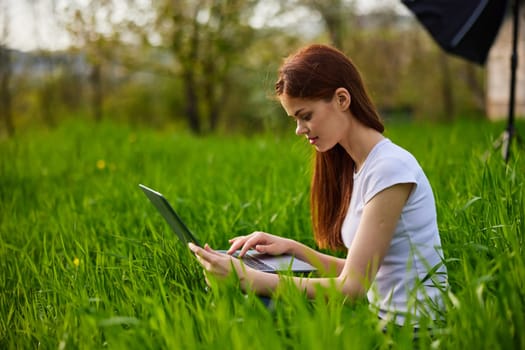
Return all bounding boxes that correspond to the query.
[189,44,448,326]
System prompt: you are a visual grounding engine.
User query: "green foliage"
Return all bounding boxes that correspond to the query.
[1,119,524,349]
[5,1,497,136]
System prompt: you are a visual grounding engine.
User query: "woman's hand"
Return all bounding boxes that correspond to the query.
[189,243,250,281]
[227,231,293,257]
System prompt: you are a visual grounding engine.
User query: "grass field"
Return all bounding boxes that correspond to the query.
[1,119,524,349]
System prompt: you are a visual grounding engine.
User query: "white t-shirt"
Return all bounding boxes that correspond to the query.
[341,138,448,325]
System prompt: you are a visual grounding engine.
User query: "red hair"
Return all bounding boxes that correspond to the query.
[275,44,384,250]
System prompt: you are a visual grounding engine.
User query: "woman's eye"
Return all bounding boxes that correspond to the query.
[302,113,312,121]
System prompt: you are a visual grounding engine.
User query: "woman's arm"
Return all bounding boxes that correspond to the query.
[285,239,346,276]
[227,231,346,275]
[191,183,413,299]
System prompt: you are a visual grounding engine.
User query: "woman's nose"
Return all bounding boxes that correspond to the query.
[296,121,308,135]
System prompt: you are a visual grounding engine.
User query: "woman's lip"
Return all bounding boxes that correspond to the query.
[308,136,318,145]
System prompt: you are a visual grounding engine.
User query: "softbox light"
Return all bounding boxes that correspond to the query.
[402,0,509,65]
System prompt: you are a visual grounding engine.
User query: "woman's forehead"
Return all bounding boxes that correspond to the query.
[280,95,325,116]
[279,95,306,114]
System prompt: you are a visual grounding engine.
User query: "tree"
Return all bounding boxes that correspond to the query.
[0,1,14,137]
[64,0,117,122]
[0,46,13,137]
[275,0,358,49]
[153,0,258,133]
[299,0,348,49]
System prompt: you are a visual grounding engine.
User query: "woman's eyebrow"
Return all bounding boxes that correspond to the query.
[294,108,305,117]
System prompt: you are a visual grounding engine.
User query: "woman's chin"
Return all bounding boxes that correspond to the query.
[314,143,336,153]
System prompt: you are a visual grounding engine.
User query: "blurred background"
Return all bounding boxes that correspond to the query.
[0,0,522,137]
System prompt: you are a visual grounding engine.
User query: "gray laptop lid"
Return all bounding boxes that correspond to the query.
[139,184,201,246]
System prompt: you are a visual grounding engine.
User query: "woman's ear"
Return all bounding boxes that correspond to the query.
[334,87,351,111]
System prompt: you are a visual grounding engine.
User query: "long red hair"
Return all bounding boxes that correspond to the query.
[275,44,384,250]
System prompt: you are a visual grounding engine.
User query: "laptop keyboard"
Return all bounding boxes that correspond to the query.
[234,253,274,271]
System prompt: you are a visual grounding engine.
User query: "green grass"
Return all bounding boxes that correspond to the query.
[1,119,524,349]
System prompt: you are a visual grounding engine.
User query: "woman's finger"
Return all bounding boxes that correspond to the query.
[227,233,258,254]
[204,243,225,257]
[189,242,202,256]
[226,238,249,255]
[228,235,246,243]
[194,253,213,271]
[189,243,214,263]
[238,233,268,257]
[192,243,224,262]
[190,242,238,276]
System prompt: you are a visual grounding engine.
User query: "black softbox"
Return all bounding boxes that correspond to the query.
[402,0,509,64]
[401,0,521,161]
[403,0,521,161]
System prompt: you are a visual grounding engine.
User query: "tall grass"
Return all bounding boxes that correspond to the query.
[1,119,524,349]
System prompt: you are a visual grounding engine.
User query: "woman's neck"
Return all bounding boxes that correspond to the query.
[339,121,384,173]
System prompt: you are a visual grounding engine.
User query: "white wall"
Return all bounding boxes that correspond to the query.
[486,7,525,120]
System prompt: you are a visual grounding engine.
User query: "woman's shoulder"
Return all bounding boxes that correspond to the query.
[370,139,419,170]
[357,139,423,202]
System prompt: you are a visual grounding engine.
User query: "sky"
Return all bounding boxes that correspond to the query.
[1,0,410,52]
[2,0,69,51]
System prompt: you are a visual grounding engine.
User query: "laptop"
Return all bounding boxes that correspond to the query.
[139,184,317,274]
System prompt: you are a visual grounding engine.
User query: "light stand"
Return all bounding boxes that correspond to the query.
[494,0,522,162]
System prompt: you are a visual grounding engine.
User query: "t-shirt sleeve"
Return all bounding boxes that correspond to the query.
[361,155,419,204]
